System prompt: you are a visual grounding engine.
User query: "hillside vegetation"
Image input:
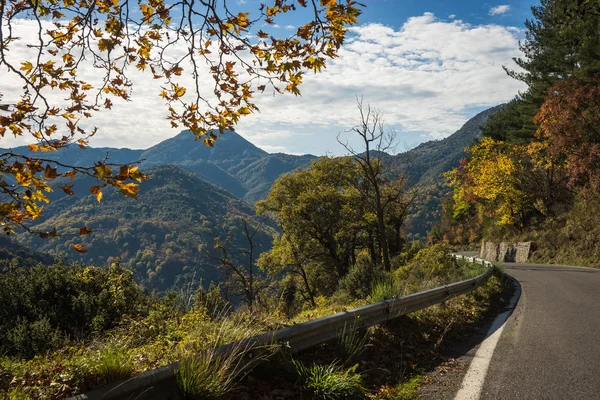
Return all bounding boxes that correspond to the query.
[16,165,275,292]
[0,245,502,399]
[4,105,503,292]
[437,0,600,267]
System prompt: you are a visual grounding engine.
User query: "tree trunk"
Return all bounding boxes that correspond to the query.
[298,265,316,308]
[375,189,391,271]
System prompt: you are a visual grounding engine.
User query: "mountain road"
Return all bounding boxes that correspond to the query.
[474,261,600,399]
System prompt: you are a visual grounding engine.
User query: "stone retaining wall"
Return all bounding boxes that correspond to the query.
[480,240,532,263]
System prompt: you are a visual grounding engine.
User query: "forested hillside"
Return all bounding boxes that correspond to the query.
[0,236,54,269]
[439,0,600,266]
[15,165,275,292]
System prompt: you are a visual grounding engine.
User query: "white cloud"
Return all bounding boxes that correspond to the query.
[1,14,526,155]
[489,5,511,16]
[448,14,456,19]
[239,13,526,153]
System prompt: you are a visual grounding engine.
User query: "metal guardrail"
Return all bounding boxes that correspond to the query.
[70,255,494,400]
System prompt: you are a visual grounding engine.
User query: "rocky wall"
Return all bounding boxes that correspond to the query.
[480,240,532,263]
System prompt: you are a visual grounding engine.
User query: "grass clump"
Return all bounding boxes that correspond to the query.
[175,317,276,399]
[336,321,370,365]
[293,359,365,399]
[176,351,231,399]
[176,343,271,399]
[95,344,134,383]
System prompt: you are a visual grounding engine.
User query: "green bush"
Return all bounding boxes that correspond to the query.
[6,317,65,359]
[368,277,400,303]
[395,243,469,286]
[338,255,386,300]
[390,241,424,268]
[0,261,148,358]
[293,360,365,400]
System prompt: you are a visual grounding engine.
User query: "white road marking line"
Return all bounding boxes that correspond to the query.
[454,278,521,400]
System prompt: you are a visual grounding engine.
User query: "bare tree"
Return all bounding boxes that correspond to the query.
[206,219,268,311]
[338,98,413,271]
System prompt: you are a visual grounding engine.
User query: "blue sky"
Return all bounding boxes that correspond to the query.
[360,0,537,28]
[1,1,539,155]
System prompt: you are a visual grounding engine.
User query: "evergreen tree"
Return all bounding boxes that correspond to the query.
[483,0,600,144]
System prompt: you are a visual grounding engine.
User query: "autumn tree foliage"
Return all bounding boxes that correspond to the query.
[446,138,535,228]
[441,0,600,244]
[0,0,363,238]
[534,77,600,193]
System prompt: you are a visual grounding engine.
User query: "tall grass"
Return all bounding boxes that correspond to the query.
[95,344,134,383]
[292,359,365,400]
[175,317,276,399]
[336,321,370,365]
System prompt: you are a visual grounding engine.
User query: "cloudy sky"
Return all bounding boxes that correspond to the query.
[0,0,536,155]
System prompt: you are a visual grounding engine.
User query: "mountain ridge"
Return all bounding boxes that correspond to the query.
[3,130,317,203]
[3,105,503,294]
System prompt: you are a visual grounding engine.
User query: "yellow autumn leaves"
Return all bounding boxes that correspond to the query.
[446,137,555,227]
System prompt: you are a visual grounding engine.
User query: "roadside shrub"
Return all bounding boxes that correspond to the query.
[390,241,425,268]
[394,243,467,289]
[293,360,365,400]
[338,255,386,300]
[368,276,400,303]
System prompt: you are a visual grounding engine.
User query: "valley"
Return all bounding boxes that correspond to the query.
[3,106,500,293]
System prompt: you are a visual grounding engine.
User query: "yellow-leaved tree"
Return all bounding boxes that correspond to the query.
[446,137,536,228]
[0,0,363,241]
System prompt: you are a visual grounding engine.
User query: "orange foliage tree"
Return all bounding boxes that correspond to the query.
[0,0,363,239]
[535,77,600,193]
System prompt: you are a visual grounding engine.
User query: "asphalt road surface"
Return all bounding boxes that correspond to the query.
[479,262,600,399]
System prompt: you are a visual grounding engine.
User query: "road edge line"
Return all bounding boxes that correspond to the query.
[454,275,521,400]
